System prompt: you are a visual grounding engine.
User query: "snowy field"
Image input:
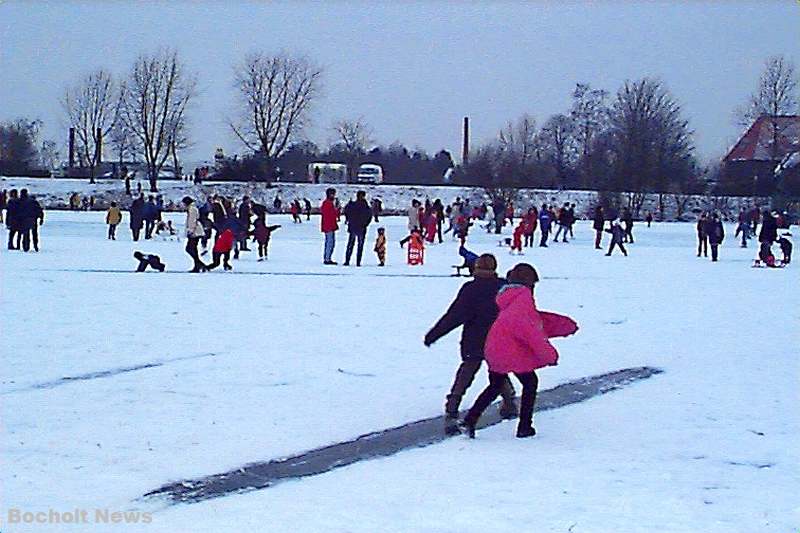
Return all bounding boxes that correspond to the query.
[1,212,798,532]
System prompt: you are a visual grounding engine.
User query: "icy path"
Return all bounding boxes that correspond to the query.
[144,367,662,504]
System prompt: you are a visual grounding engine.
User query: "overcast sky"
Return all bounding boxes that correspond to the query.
[1,0,798,165]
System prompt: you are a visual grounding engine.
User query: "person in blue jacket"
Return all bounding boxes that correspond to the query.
[538,204,552,247]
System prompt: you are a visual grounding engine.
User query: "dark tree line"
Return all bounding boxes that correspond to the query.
[452,77,702,202]
[215,140,455,185]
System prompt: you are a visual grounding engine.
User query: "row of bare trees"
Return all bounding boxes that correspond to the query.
[456,54,798,199]
[62,50,322,191]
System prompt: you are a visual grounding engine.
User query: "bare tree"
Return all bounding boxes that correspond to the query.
[330,117,373,179]
[498,114,537,166]
[118,49,196,191]
[570,83,609,187]
[739,55,799,160]
[608,78,695,197]
[540,113,576,187]
[61,69,118,183]
[231,52,322,163]
[109,118,137,168]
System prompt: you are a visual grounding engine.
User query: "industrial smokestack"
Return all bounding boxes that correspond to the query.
[68,128,75,168]
[462,117,469,166]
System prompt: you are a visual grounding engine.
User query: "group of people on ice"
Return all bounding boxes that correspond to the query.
[697,207,792,266]
[1,188,45,252]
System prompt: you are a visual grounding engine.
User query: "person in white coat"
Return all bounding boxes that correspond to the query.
[182,196,207,273]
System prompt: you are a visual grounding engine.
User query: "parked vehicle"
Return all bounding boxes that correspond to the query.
[356,163,384,184]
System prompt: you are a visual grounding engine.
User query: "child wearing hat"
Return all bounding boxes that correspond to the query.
[425,254,519,434]
[461,263,578,438]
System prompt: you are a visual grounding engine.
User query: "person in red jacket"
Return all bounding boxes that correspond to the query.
[207,228,235,271]
[320,188,339,265]
[511,220,525,254]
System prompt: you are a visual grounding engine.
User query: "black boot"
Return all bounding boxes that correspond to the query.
[516,425,536,438]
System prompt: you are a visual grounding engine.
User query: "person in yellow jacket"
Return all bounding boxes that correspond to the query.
[106,202,122,240]
[374,227,387,266]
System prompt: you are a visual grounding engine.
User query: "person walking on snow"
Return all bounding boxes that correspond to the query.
[182,196,207,273]
[206,228,235,271]
[424,254,519,434]
[106,202,122,240]
[605,221,627,256]
[511,219,525,254]
[553,202,570,243]
[523,207,538,247]
[320,188,339,265]
[343,191,372,266]
[252,215,280,261]
[461,263,578,438]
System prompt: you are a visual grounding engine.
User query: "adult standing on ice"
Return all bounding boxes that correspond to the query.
[129,194,144,241]
[593,206,605,249]
[461,263,577,438]
[343,190,372,266]
[696,212,709,258]
[182,196,207,273]
[425,254,519,434]
[707,212,724,262]
[320,188,339,265]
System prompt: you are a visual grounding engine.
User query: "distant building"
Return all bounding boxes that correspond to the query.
[722,115,800,196]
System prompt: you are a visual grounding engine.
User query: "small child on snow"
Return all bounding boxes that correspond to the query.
[510,220,525,254]
[252,215,281,261]
[133,251,165,272]
[605,221,628,256]
[207,228,235,271]
[778,233,792,265]
[374,227,387,266]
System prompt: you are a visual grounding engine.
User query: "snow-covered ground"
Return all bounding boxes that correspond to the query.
[1,213,797,532]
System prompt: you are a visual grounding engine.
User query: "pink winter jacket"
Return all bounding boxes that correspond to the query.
[484,285,578,373]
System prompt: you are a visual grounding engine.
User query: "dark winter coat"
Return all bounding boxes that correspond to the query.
[5,198,18,229]
[343,199,372,233]
[15,197,37,230]
[424,276,506,361]
[539,211,552,232]
[142,201,158,221]
[130,198,144,229]
[212,202,227,229]
[759,214,778,243]
[707,220,725,245]
[593,210,604,231]
[605,224,624,244]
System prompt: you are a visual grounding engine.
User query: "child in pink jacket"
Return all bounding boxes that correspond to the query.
[462,263,577,438]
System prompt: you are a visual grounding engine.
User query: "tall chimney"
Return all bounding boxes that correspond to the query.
[95,128,102,165]
[462,117,469,166]
[68,128,75,168]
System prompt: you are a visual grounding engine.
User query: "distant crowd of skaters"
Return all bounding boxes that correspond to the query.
[1,185,793,271]
[696,207,792,265]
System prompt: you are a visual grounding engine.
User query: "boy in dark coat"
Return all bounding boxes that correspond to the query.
[593,206,604,249]
[778,234,792,264]
[697,213,709,257]
[133,251,165,272]
[605,221,628,256]
[424,254,517,433]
